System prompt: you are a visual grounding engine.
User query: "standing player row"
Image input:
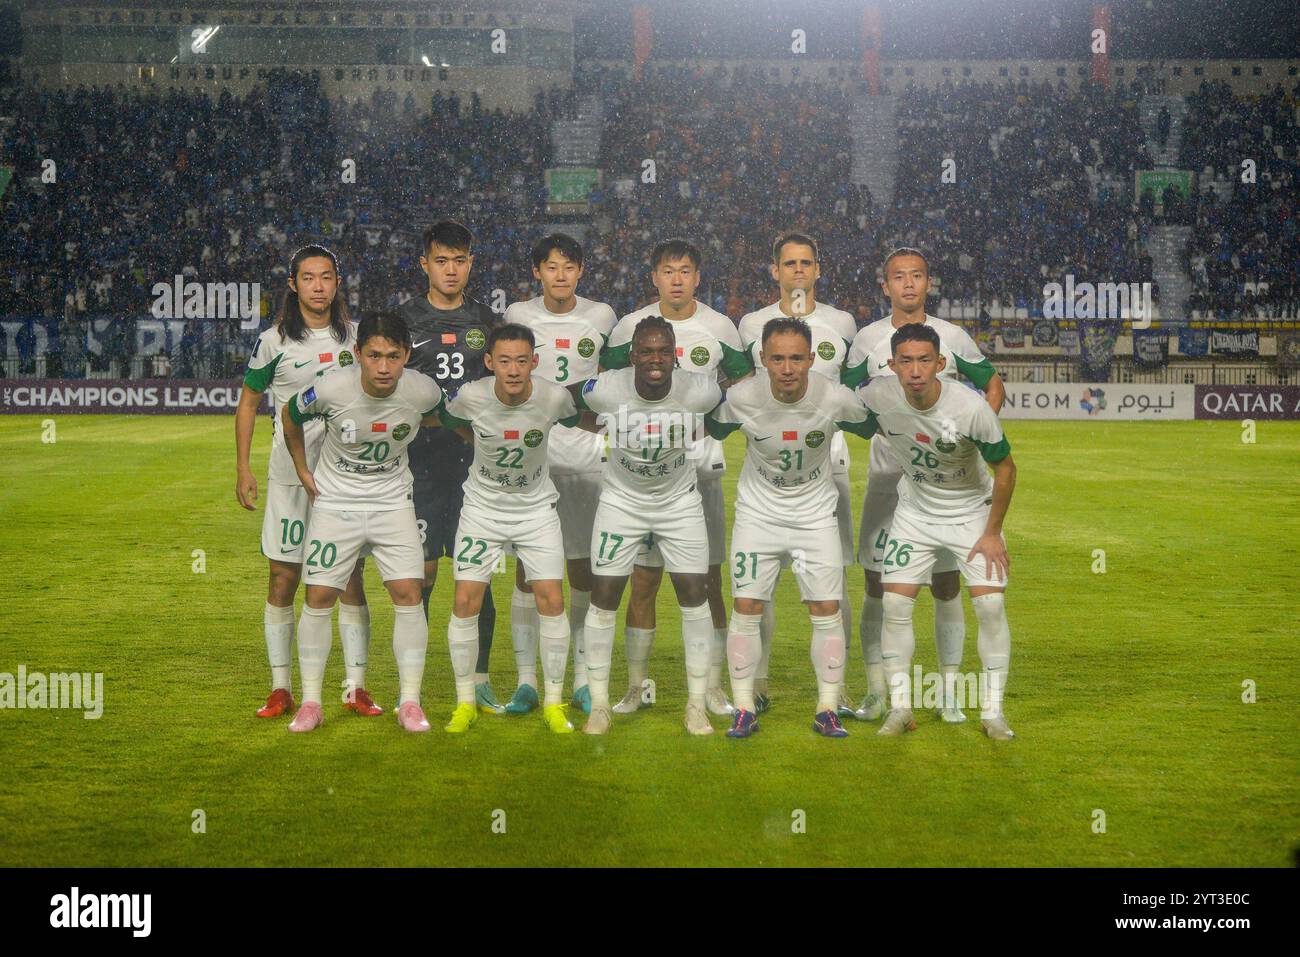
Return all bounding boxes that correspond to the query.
[236,229,1017,739]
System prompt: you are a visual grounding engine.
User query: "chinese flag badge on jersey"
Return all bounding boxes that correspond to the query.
[915,433,930,443]
[318,352,333,363]
[556,338,570,349]
[646,424,661,435]
[504,430,520,440]
[372,423,387,433]
[675,346,684,358]
[783,430,798,441]
[441,333,458,345]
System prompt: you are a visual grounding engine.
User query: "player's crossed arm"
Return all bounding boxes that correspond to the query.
[567,378,605,434]
[426,394,474,445]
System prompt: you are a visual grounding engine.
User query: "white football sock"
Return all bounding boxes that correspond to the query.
[810,613,846,713]
[510,586,539,689]
[708,626,726,692]
[680,603,712,708]
[860,594,886,697]
[569,589,590,690]
[757,603,774,684]
[880,592,916,710]
[839,579,854,653]
[934,596,965,668]
[392,604,427,706]
[625,626,654,690]
[296,604,333,705]
[972,592,1011,719]
[338,602,370,691]
[584,605,617,709]
[264,602,295,692]
[447,614,479,704]
[726,610,763,712]
[538,611,571,707]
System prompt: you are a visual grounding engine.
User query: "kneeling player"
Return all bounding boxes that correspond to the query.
[281,313,444,733]
[434,324,582,734]
[857,324,1017,739]
[576,316,724,735]
[707,318,875,738]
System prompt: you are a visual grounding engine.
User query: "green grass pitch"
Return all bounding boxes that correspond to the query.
[0,414,1297,867]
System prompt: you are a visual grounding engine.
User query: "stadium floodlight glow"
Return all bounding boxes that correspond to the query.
[422,56,432,66]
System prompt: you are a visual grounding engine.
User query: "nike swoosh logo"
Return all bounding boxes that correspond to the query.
[594,559,616,568]
[306,569,323,575]
[877,361,890,369]
[475,430,493,439]
[754,435,771,442]
[280,547,296,554]
[455,565,476,573]
[412,339,432,349]
[294,360,313,368]
[886,430,904,436]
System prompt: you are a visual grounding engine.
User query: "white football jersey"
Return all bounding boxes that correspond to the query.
[857,376,1010,524]
[737,301,856,382]
[605,301,749,477]
[440,377,579,518]
[579,367,722,509]
[504,294,616,474]
[288,365,442,511]
[845,314,997,482]
[244,321,358,483]
[709,374,871,530]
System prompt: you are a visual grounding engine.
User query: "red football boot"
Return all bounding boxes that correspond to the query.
[344,688,384,716]
[256,688,295,718]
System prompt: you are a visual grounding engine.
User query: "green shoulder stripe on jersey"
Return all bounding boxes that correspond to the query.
[287,392,314,425]
[243,352,282,393]
[439,407,472,430]
[719,342,754,380]
[954,354,997,389]
[558,413,581,428]
[838,413,879,440]
[600,341,631,370]
[573,380,595,411]
[840,360,870,389]
[704,414,740,440]
[971,434,1011,463]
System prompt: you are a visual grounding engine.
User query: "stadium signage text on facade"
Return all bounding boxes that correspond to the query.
[1001,384,1195,420]
[1193,385,1300,420]
[46,9,529,29]
[1,380,266,414]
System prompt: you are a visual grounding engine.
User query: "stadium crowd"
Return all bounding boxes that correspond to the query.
[1179,80,1300,320]
[1,66,1297,377]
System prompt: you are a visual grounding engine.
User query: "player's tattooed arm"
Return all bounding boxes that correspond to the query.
[234,384,263,510]
[280,404,320,504]
[968,454,1016,582]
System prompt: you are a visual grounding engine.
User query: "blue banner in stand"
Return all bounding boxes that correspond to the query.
[1179,328,1209,357]
[1133,329,1169,368]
